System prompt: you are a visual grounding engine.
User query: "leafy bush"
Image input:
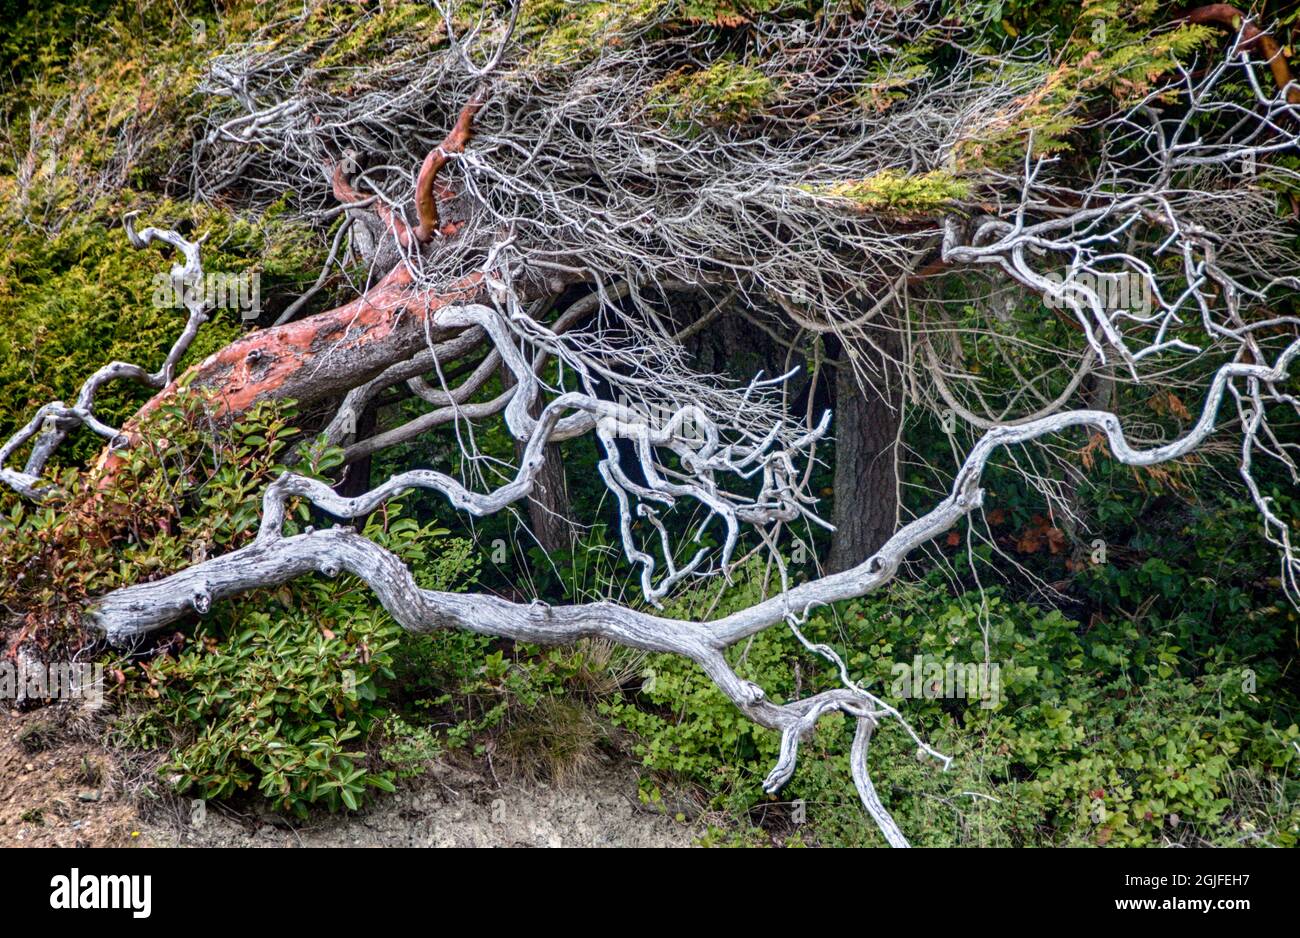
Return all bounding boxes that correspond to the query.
[606,568,1300,847]
[119,506,477,816]
[0,388,482,816]
[0,393,303,650]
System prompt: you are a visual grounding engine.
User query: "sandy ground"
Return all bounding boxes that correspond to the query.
[0,707,699,848]
[148,760,698,848]
[0,707,139,846]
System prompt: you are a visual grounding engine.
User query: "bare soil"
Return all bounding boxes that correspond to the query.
[0,706,699,848]
[0,707,138,847]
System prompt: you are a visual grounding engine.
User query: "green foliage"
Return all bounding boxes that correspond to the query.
[117,505,475,817]
[804,170,972,217]
[134,607,401,814]
[306,2,448,72]
[952,2,1218,168]
[0,389,476,815]
[606,566,1299,846]
[672,0,807,27]
[0,1,237,223]
[0,202,321,458]
[648,56,774,129]
[0,0,120,91]
[515,0,814,67]
[0,388,482,816]
[0,0,328,408]
[0,394,303,649]
[2,0,1297,847]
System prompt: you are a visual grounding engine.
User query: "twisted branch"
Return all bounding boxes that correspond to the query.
[0,214,209,498]
[87,338,1300,845]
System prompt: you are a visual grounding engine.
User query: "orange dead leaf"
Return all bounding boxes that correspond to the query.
[1080,432,1110,470]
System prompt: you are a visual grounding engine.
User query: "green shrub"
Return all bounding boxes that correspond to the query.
[119,505,477,816]
[606,568,1300,846]
[0,388,482,817]
[648,56,774,130]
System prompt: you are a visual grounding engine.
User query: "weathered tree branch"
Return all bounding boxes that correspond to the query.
[0,214,209,498]
[86,337,1300,846]
[7,3,1300,850]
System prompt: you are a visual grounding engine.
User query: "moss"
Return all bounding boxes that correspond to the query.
[517,0,817,64]
[0,198,329,467]
[310,3,445,69]
[675,0,805,26]
[805,169,971,216]
[648,56,774,130]
[0,1,344,228]
[521,0,670,63]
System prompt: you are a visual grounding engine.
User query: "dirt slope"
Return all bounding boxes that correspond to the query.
[1,707,698,848]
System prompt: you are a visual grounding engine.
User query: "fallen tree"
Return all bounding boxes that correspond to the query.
[2,1,1298,845]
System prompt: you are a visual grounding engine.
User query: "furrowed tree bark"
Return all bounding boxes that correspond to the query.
[827,329,904,573]
[500,362,574,554]
[336,400,378,499]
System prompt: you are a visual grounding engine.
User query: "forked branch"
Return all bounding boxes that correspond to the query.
[86,322,1300,845]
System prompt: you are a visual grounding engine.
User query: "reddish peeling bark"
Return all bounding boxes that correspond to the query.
[87,94,500,488]
[413,94,486,242]
[331,164,418,248]
[330,94,485,246]
[92,265,487,484]
[150,266,475,417]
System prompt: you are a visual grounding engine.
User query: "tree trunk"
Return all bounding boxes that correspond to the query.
[336,401,377,499]
[501,364,573,553]
[827,331,903,573]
